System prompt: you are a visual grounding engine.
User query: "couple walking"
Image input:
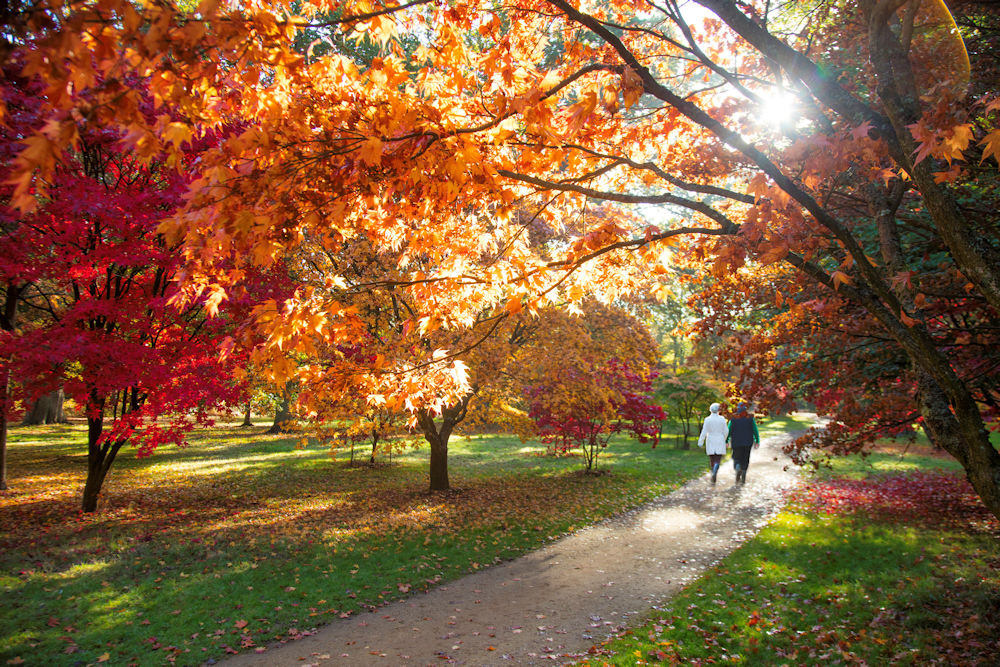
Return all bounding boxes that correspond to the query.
[696,403,760,484]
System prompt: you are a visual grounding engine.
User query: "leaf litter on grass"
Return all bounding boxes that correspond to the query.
[1,425,706,665]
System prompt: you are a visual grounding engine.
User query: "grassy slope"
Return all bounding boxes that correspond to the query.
[2,414,764,666]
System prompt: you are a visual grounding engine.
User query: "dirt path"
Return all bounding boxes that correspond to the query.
[221,425,805,667]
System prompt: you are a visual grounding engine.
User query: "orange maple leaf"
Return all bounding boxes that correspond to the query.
[980,129,1000,164]
[831,270,852,289]
[359,137,383,167]
[746,173,769,202]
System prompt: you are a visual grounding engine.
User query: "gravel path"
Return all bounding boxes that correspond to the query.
[221,425,805,667]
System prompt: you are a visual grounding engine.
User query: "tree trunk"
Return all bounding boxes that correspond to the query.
[81,393,125,513]
[0,368,9,491]
[916,371,1000,520]
[863,7,1000,315]
[416,395,471,492]
[21,388,65,425]
[241,398,253,427]
[267,382,294,434]
[369,427,379,465]
[1,281,24,491]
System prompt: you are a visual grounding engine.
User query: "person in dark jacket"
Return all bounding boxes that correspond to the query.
[726,403,760,484]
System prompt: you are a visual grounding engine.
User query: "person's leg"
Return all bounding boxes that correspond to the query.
[709,454,722,483]
[740,447,754,482]
[733,446,751,482]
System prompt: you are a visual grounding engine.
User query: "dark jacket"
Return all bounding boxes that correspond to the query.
[727,415,760,448]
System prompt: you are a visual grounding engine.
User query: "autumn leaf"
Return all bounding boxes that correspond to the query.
[621,66,645,109]
[980,129,1000,164]
[359,137,383,167]
[565,90,597,137]
[746,173,769,202]
[942,123,974,160]
[830,270,852,289]
[850,120,872,141]
[162,121,193,148]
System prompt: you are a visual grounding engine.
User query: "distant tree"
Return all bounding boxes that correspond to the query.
[266,380,298,435]
[656,370,722,450]
[21,388,66,425]
[527,358,664,471]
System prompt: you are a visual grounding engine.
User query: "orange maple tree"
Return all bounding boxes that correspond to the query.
[5,0,1000,518]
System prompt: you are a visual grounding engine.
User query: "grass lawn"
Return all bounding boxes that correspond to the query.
[0,414,762,667]
[578,443,1000,665]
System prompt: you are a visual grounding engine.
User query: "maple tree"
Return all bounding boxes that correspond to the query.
[527,358,664,471]
[4,0,1000,519]
[0,64,262,511]
[522,303,664,470]
[329,401,416,466]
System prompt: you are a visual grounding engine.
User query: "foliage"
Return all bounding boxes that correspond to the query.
[654,369,722,449]
[527,358,664,471]
[0,421,707,665]
[580,469,1000,665]
[323,399,418,466]
[0,62,273,510]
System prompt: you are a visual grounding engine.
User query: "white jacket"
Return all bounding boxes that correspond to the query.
[697,413,729,455]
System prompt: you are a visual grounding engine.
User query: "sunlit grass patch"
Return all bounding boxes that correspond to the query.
[754,412,816,438]
[813,450,963,479]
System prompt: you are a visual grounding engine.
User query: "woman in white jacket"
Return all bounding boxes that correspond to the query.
[697,403,729,484]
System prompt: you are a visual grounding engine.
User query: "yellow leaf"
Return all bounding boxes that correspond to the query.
[96,653,110,663]
[163,122,193,148]
[942,122,973,159]
[204,287,227,317]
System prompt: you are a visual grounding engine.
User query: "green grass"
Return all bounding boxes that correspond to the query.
[1,420,720,666]
[577,443,999,666]
[813,449,964,479]
[580,512,998,665]
[754,413,814,439]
